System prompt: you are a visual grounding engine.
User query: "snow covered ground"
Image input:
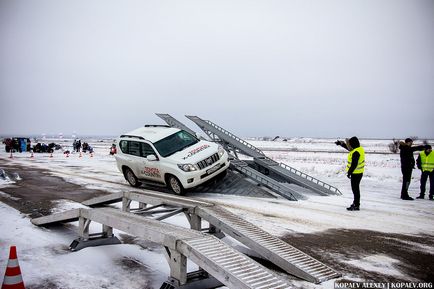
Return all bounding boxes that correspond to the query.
[0,137,433,288]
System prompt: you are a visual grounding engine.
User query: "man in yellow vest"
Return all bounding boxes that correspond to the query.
[416,145,434,200]
[335,136,365,211]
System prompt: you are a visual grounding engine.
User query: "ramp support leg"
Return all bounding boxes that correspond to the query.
[103,224,113,237]
[139,202,146,209]
[79,216,91,240]
[164,247,187,286]
[185,212,202,231]
[122,197,132,212]
[70,219,121,251]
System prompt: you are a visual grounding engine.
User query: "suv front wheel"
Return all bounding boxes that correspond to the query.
[167,175,184,195]
[124,168,141,187]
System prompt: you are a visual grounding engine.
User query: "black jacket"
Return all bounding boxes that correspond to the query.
[399,142,425,169]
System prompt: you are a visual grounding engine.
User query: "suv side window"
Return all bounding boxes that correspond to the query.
[128,141,141,157]
[119,140,128,153]
[141,143,156,157]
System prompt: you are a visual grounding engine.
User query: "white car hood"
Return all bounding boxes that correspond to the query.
[170,141,219,163]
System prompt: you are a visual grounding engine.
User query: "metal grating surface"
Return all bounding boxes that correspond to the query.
[199,206,341,283]
[180,236,292,289]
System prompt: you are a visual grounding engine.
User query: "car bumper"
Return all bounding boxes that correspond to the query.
[181,158,230,189]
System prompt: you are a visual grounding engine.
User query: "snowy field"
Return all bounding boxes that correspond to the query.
[0,137,433,289]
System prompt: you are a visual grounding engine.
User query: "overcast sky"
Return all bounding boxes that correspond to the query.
[1,0,433,139]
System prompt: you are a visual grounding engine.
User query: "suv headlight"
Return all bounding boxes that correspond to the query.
[218,145,226,157]
[177,164,198,172]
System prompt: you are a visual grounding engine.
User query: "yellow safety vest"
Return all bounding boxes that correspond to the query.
[420,151,434,172]
[347,147,365,174]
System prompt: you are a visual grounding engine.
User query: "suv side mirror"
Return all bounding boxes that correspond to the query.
[146,154,158,161]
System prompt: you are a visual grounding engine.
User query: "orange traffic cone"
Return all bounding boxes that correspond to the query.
[9,151,13,159]
[29,151,34,158]
[90,152,93,158]
[49,152,53,158]
[1,246,25,289]
[79,151,82,158]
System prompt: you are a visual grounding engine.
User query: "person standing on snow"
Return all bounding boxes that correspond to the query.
[335,137,365,211]
[77,139,81,153]
[416,145,434,200]
[399,138,425,200]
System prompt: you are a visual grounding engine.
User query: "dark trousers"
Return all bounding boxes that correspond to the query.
[420,171,434,198]
[351,173,363,207]
[401,167,413,198]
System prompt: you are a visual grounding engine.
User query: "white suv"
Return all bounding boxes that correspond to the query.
[115,125,230,194]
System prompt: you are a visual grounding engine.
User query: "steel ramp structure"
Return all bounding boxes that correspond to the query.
[180,237,291,289]
[31,208,81,225]
[32,207,292,289]
[185,115,341,197]
[156,113,203,139]
[230,159,299,201]
[253,158,342,196]
[155,113,300,200]
[197,205,340,283]
[80,190,340,283]
[186,115,265,159]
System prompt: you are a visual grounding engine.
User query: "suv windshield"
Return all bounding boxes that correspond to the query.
[154,130,199,157]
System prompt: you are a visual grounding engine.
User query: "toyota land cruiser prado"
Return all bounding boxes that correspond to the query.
[115,125,229,194]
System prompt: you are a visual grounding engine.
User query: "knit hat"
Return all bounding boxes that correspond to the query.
[405,138,413,143]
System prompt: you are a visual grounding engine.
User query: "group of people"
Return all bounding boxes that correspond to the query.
[336,137,433,211]
[72,139,93,153]
[72,139,82,152]
[3,137,31,153]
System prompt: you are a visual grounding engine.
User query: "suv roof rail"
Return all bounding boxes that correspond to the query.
[119,135,145,140]
[144,125,171,128]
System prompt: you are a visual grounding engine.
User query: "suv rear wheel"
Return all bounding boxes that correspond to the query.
[167,175,184,195]
[124,168,141,187]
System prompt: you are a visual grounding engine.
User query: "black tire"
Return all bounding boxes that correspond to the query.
[167,175,184,195]
[124,168,141,187]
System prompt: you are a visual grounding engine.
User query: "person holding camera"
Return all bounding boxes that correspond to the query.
[335,137,365,211]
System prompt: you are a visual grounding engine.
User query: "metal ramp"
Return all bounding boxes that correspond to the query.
[155,113,300,200]
[254,158,341,196]
[156,113,203,139]
[186,115,265,159]
[32,207,292,289]
[31,208,80,226]
[185,115,341,196]
[230,159,299,201]
[180,236,291,289]
[197,205,341,284]
[80,191,341,283]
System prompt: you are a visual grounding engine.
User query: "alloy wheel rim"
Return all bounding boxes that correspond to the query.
[170,178,181,194]
[127,171,136,186]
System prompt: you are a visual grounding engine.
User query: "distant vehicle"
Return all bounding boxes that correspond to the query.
[115,125,229,194]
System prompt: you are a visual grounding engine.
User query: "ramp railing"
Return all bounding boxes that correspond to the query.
[278,162,341,195]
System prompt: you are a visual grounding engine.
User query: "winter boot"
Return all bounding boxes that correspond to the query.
[401,195,414,200]
[347,204,360,211]
[416,194,424,199]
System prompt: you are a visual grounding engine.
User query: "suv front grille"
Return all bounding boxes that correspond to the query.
[196,153,220,170]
